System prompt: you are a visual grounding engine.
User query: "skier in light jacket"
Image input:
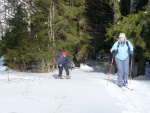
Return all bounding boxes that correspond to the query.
[110,33,134,87]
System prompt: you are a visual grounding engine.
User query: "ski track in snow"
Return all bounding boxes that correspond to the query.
[0,57,150,113]
[92,76,150,113]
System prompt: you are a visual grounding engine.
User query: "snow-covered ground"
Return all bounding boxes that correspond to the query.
[0,57,150,113]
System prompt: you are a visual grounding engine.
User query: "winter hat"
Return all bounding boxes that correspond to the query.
[119,33,126,39]
[118,33,126,47]
[62,51,66,56]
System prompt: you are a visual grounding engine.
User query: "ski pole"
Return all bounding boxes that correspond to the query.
[69,62,74,77]
[129,58,133,84]
[107,55,114,86]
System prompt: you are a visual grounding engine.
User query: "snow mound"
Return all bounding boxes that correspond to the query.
[133,75,150,80]
[79,64,94,72]
[0,57,150,113]
[0,56,7,71]
[0,66,7,71]
[0,56,4,66]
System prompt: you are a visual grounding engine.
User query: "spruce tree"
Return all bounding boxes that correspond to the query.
[86,0,114,58]
[0,0,92,71]
[54,0,92,65]
[106,9,150,76]
[1,4,30,71]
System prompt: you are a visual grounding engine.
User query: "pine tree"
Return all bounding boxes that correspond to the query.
[1,0,57,72]
[1,3,30,71]
[86,0,114,58]
[54,0,92,65]
[0,0,92,72]
[29,0,57,72]
[106,9,150,76]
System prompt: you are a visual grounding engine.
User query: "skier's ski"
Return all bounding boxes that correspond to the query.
[119,86,127,92]
[58,75,71,79]
[66,75,71,79]
[119,86,133,92]
[123,86,134,91]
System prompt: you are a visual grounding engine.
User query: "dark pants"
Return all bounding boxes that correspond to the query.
[58,64,69,77]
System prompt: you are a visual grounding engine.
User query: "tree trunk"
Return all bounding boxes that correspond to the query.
[146,0,150,10]
[27,0,31,36]
[0,22,2,40]
[120,0,130,15]
[39,59,46,73]
[130,0,139,14]
[47,1,55,72]
[52,2,55,70]
[137,50,146,76]
[113,0,121,24]
[137,57,145,76]
[0,0,3,39]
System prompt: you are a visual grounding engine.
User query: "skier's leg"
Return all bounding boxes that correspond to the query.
[115,57,124,87]
[58,66,63,78]
[64,64,69,75]
[123,56,129,86]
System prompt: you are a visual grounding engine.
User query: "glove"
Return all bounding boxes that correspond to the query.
[130,51,134,55]
[112,49,118,55]
[130,54,134,61]
[129,51,134,60]
[71,62,75,68]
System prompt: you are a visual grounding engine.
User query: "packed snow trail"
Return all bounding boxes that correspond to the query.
[0,57,150,113]
[0,70,126,113]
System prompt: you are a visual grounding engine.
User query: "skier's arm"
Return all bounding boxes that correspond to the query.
[57,57,62,66]
[128,41,134,54]
[110,41,118,54]
[66,56,71,64]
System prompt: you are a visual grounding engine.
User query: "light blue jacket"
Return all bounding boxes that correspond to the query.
[110,39,134,60]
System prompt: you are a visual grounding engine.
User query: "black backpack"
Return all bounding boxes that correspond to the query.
[117,41,130,53]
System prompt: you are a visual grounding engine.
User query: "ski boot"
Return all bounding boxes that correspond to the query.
[59,76,63,79]
[117,81,123,87]
[66,75,71,79]
[123,80,128,86]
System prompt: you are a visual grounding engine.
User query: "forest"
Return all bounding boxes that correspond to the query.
[0,0,149,76]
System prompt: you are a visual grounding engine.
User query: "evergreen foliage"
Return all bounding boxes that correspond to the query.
[0,0,92,72]
[86,0,114,58]
[1,4,29,71]
[54,1,92,64]
[106,9,150,76]
[0,0,149,74]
